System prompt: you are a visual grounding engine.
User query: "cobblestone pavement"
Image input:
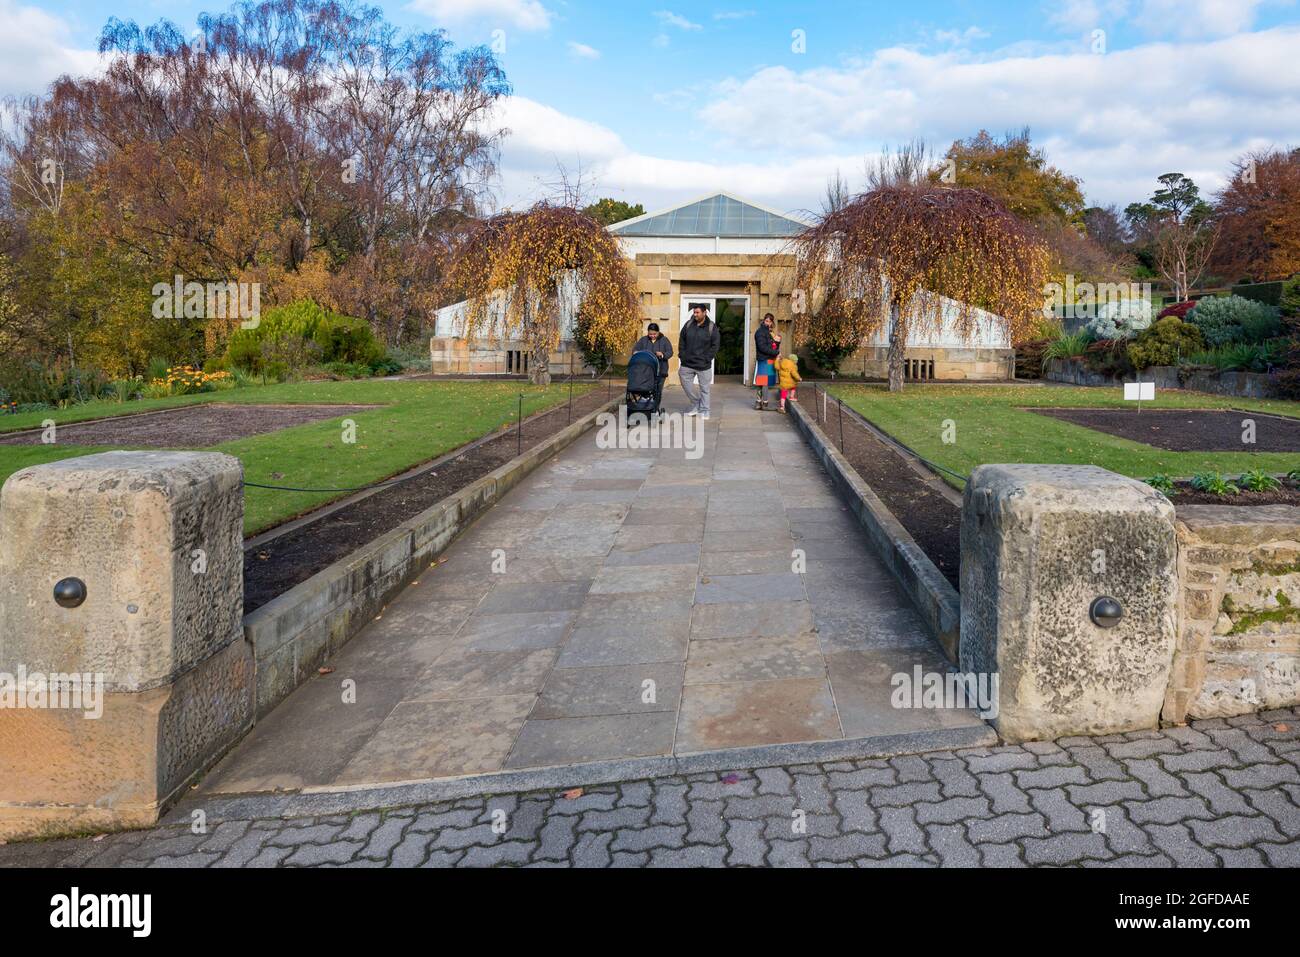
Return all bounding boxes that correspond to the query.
[2,709,1298,868]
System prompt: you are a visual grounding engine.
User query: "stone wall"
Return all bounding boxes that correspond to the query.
[429,337,587,376]
[1165,504,1300,722]
[1044,358,1278,399]
[842,345,1015,381]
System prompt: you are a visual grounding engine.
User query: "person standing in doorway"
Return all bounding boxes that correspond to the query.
[677,303,720,419]
[753,313,779,410]
[632,322,673,415]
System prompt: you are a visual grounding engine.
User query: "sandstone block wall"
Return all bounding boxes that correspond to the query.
[1166,504,1300,722]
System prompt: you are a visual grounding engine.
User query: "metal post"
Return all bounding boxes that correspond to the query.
[568,375,573,424]
[517,393,523,456]
[838,396,845,449]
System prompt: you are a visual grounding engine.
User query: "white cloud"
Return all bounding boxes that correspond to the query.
[0,1,99,98]
[654,10,703,31]
[491,95,852,213]
[693,26,1300,204]
[1133,0,1269,37]
[406,0,553,31]
[933,26,992,46]
[567,41,601,59]
[1047,0,1130,32]
[1047,0,1281,38]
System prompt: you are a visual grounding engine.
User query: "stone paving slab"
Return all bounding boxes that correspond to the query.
[5,710,1296,868]
[192,382,984,800]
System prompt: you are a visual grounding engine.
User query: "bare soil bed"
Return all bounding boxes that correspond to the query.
[1030,407,1300,452]
[809,398,961,590]
[243,387,610,612]
[0,403,376,448]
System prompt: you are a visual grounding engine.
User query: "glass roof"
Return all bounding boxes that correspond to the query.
[612,194,806,238]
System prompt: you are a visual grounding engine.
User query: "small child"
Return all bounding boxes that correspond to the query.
[776,353,801,412]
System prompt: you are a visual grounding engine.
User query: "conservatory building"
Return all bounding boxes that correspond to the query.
[430,192,1015,382]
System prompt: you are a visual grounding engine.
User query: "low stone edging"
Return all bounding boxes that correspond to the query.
[243,395,621,719]
[787,401,961,661]
[170,723,997,824]
[1044,357,1277,399]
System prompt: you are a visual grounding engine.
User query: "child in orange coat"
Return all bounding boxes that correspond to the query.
[776,354,801,413]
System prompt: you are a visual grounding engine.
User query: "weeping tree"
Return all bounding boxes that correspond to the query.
[444,202,641,384]
[792,184,1049,391]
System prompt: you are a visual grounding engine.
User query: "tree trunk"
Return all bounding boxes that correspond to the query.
[530,338,551,385]
[886,298,906,392]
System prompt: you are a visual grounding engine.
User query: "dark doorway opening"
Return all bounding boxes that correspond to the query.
[715,298,746,375]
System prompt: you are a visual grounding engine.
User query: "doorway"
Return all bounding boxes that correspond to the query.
[679,296,751,381]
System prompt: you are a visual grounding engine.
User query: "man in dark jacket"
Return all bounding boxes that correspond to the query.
[677,303,720,418]
[631,322,673,413]
[753,312,780,410]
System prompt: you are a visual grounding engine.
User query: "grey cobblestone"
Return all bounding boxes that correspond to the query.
[878,806,928,855]
[925,823,981,867]
[966,812,1050,844]
[755,766,794,795]
[1122,758,1189,797]
[930,759,983,798]
[650,783,689,824]
[724,818,768,866]
[5,709,1298,869]
[1065,746,1128,782]
[976,772,1033,814]
[1181,771,1255,816]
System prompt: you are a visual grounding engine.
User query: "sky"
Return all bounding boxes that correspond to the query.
[5,0,1300,218]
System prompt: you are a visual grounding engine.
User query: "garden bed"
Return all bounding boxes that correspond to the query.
[243,386,611,611]
[1167,482,1300,506]
[1030,407,1300,452]
[804,394,961,590]
[0,402,376,447]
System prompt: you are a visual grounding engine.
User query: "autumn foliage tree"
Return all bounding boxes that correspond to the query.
[792,184,1049,392]
[1212,148,1300,282]
[934,129,1127,287]
[443,203,641,385]
[0,0,508,371]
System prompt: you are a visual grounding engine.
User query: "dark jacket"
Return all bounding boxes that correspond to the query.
[678,318,720,370]
[632,334,673,377]
[755,324,779,360]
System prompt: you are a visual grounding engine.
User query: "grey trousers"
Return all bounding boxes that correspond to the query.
[679,366,713,414]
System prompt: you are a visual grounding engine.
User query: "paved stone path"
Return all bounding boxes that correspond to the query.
[3,709,1296,867]
[197,381,979,797]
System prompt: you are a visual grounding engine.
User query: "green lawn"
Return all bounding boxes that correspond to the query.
[828,383,1300,488]
[0,379,597,535]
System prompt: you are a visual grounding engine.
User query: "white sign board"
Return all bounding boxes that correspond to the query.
[1124,382,1155,401]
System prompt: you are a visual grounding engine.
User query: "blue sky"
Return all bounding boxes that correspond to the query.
[6,0,1300,215]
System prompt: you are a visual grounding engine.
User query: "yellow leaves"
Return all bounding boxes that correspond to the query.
[793,184,1050,353]
[446,202,640,359]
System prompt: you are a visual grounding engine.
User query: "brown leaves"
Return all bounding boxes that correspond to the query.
[444,202,641,382]
[791,183,1050,380]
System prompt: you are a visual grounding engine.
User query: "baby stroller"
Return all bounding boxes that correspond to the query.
[624,350,661,423]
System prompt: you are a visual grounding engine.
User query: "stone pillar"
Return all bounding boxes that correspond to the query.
[960,464,1178,743]
[0,451,252,840]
